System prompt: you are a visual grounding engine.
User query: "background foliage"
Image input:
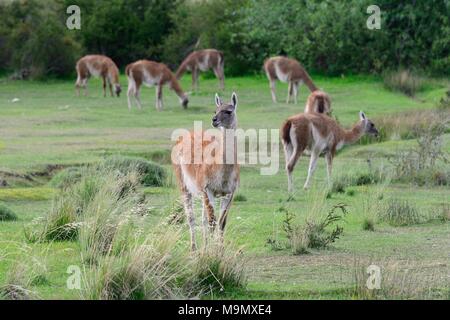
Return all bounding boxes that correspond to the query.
[0,0,448,78]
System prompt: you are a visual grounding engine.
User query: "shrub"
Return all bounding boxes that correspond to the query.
[437,90,450,110]
[233,194,247,202]
[383,69,424,97]
[378,199,422,227]
[290,204,348,254]
[389,124,449,186]
[332,171,382,194]
[102,156,166,187]
[0,0,81,78]
[0,204,17,221]
[372,109,446,141]
[362,218,375,231]
[269,204,348,255]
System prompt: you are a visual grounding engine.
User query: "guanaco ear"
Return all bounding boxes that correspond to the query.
[215,93,222,108]
[231,92,238,111]
[359,111,366,121]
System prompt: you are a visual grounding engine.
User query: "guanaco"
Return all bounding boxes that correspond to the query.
[264,56,317,104]
[281,111,379,192]
[172,93,240,250]
[176,49,225,91]
[75,55,121,97]
[304,90,332,115]
[126,60,188,111]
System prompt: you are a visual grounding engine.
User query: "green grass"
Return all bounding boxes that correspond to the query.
[0,74,448,299]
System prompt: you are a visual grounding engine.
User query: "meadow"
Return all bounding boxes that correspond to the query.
[0,74,449,299]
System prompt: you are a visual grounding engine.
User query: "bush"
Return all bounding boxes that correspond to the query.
[378,199,422,227]
[0,0,81,78]
[268,204,348,255]
[389,124,449,186]
[102,156,166,187]
[0,204,17,221]
[331,171,382,194]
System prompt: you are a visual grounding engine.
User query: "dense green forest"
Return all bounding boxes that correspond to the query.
[0,0,448,78]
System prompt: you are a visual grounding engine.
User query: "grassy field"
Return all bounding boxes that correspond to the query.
[0,74,449,299]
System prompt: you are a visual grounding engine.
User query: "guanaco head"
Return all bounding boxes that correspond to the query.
[114,84,122,97]
[212,92,238,129]
[181,96,189,109]
[359,111,379,137]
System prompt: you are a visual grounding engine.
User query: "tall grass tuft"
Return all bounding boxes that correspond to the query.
[0,248,47,300]
[189,241,247,295]
[82,227,187,300]
[102,156,166,187]
[26,167,142,243]
[378,198,422,226]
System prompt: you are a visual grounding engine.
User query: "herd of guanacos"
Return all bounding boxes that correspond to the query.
[74,49,380,249]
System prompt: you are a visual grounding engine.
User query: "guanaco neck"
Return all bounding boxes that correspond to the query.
[175,59,190,79]
[342,121,364,145]
[220,120,238,164]
[169,74,187,100]
[110,67,120,85]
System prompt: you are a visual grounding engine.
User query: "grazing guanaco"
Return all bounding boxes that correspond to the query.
[126,60,188,111]
[264,56,317,104]
[172,93,240,250]
[304,90,332,115]
[281,111,379,192]
[176,49,225,91]
[75,55,121,97]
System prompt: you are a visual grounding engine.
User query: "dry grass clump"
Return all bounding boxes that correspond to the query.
[383,69,424,97]
[25,168,142,243]
[189,241,247,295]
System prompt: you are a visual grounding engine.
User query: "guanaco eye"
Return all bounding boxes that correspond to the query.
[224,110,233,115]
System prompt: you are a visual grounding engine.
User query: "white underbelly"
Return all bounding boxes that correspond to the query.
[274,64,289,82]
[87,63,101,77]
[143,69,160,87]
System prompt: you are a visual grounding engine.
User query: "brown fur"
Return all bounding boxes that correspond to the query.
[126,60,188,111]
[75,55,121,97]
[281,112,378,192]
[172,93,240,250]
[304,90,332,114]
[176,49,225,90]
[264,56,317,104]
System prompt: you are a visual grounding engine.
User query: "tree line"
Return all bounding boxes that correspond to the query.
[0,0,448,79]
